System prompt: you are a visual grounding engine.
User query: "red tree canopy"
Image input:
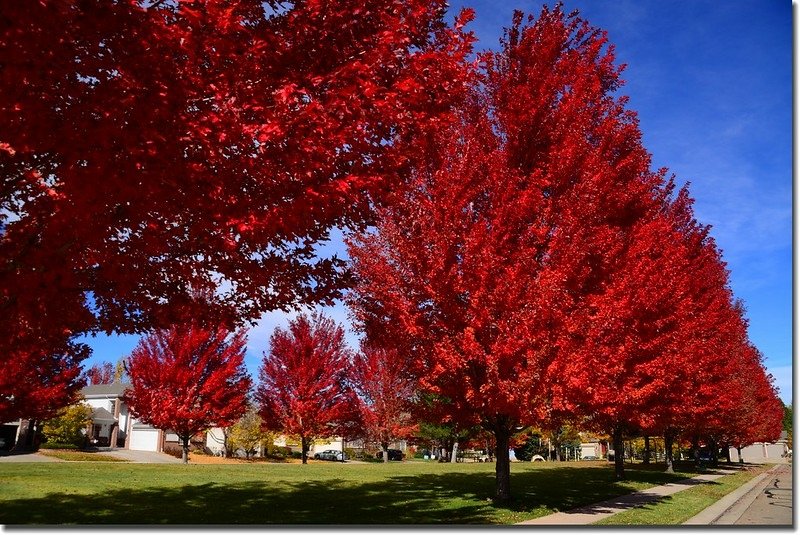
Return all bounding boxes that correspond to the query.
[256,312,357,463]
[552,186,711,430]
[351,345,417,452]
[0,345,87,423]
[348,5,664,499]
[123,323,251,446]
[0,0,472,421]
[85,362,115,386]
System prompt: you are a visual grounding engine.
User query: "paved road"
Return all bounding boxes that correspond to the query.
[733,463,792,526]
[687,462,794,526]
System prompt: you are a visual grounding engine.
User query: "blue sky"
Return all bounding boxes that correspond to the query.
[80,1,792,403]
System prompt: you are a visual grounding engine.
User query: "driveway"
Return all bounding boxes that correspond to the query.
[97,448,183,463]
[0,449,183,463]
[0,451,63,462]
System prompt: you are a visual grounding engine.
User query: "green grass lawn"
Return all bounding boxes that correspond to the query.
[0,460,701,525]
[594,464,769,525]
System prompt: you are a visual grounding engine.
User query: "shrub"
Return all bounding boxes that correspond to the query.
[263,444,292,459]
[162,443,184,459]
[40,442,79,450]
[344,447,361,460]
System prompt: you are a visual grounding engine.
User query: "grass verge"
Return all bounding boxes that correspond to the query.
[0,460,698,525]
[594,464,770,525]
[37,450,130,462]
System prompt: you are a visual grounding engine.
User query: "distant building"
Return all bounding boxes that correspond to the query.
[729,431,790,463]
[579,436,608,460]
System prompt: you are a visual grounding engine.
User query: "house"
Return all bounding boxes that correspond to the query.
[82,383,165,452]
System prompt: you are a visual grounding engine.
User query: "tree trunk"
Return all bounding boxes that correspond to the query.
[12,419,34,452]
[664,431,675,473]
[494,427,512,502]
[723,442,731,463]
[709,438,718,467]
[737,446,744,464]
[301,435,308,464]
[691,436,700,462]
[612,426,625,480]
[554,442,561,462]
[451,441,459,463]
[643,435,651,465]
[382,442,389,463]
[181,434,190,464]
[223,427,231,458]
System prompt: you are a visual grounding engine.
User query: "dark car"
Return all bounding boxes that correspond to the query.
[698,451,714,462]
[375,449,405,461]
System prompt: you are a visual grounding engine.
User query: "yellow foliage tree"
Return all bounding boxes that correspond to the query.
[42,403,92,447]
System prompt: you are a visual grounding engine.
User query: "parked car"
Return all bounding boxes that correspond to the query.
[530,454,546,462]
[313,449,347,461]
[582,455,599,461]
[375,449,405,461]
[698,451,714,462]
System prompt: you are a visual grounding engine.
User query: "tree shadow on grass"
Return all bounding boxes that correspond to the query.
[2,477,490,525]
[0,465,698,525]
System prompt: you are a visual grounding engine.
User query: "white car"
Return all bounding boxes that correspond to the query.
[313,449,347,461]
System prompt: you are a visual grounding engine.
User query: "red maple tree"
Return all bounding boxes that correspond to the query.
[0,343,87,449]
[351,345,417,462]
[349,5,668,500]
[551,184,711,479]
[256,312,357,464]
[84,362,115,386]
[123,323,251,463]
[679,307,784,466]
[0,0,472,423]
[714,343,783,463]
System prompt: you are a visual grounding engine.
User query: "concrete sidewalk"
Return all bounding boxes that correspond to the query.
[518,469,738,525]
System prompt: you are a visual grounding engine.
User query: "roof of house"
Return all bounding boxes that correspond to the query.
[81,383,131,398]
[90,406,116,423]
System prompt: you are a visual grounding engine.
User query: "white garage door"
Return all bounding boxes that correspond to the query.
[129,428,160,452]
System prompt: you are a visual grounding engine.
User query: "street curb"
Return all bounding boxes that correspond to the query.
[683,465,780,525]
